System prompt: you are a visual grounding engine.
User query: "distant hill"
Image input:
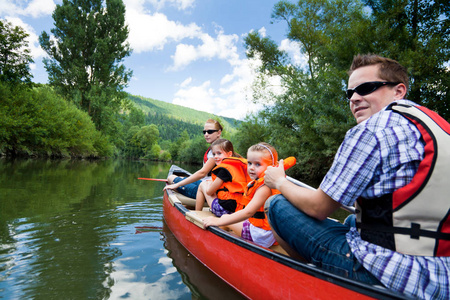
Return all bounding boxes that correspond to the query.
[128,94,241,141]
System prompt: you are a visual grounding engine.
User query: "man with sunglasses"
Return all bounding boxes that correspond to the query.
[265,54,450,299]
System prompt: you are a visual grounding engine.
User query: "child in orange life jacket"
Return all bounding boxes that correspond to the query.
[203,143,293,248]
[195,139,249,217]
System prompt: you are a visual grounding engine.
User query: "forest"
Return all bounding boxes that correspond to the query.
[1,0,449,182]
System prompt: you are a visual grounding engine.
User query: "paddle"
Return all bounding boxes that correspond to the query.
[138,178,168,182]
[286,176,356,214]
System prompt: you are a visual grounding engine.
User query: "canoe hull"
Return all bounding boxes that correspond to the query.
[162,166,405,300]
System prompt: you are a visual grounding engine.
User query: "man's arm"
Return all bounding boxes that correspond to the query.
[264,161,340,220]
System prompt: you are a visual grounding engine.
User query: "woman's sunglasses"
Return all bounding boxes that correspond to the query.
[203,129,219,135]
[346,81,400,100]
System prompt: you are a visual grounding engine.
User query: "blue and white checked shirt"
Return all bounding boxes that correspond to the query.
[320,100,450,299]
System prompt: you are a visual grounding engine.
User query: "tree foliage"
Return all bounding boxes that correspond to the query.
[243,0,371,181]
[363,0,450,119]
[0,83,112,157]
[0,19,33,84]
[178,135,208,164]
[39,0,132,137]
[242,0,449,182]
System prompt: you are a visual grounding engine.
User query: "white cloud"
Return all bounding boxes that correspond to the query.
[122,1,272,119]
[0,0,55,17]
[171,55,282,119]
[279,38,308,69]
[24,0,55,18]
[0,0,20,16]
[258,27,267,38]
[124,0,202,53]
[179,77,192,87]
[170,43,198,69]
[106,256,188,299]
[5,17,47,60]
[148,0,195,10]
[216,56,282,119]
[172,80,218,114]
[170,30,239,71]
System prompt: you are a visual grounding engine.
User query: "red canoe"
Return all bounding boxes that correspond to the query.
[163,165,408,300]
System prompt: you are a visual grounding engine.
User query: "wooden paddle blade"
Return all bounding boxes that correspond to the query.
[138,178,168,182]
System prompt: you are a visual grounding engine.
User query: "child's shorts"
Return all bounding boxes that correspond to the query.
[210,198,232,217]
[242,220,276,248]
[172,177,201,199]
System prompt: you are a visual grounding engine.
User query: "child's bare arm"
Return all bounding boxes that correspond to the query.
[206,177,224,196]
[163,158,215,191]
[203,186,272,228]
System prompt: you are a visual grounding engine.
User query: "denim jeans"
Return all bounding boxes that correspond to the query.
[172,177,201,199]
[267,194,380,285]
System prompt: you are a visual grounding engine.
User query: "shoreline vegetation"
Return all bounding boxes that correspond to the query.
[0,82,237,163]
[2,1,448,186]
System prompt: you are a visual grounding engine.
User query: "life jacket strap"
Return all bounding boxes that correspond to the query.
[252,211,265,219]
[356,222,450,240]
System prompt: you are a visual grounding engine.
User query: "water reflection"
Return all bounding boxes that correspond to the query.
[162,222,246,300]
[0,158,173,299]
[0,158,245,299]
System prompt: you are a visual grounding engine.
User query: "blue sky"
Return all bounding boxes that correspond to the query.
[1,0,307,119]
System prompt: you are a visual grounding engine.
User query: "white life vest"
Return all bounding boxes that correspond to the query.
[356,104,450,256]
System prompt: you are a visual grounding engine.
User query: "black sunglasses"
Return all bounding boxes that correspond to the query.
[203,129,219,135]
[346,81,401,100]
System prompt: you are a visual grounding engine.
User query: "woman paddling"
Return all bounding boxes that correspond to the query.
[163,119,223,198]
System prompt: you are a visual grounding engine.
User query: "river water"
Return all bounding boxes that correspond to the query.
[0,158,244,299]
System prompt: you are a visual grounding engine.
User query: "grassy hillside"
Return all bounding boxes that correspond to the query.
[128,94,241,141]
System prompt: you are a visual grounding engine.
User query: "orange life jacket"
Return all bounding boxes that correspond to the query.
[242,178,280,230]
[211,157,251,212]
[241,157,296,230]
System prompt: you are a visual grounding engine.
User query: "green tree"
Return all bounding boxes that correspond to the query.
[244,0,370,181]
[39,0,132,137]
[178,135,208,164]
[146,144,161,160]
[0,82,112,157]
[363,0,450,119]
[169,130,190,161]
[136,124,159,156]
[0,19,33,84]
[121,124,160,158]
[243,0,449,182]
[234,113,271,156]
[123,125,140,157]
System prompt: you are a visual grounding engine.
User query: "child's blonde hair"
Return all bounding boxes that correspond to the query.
[211,139,242,158]
[248,142,278,166]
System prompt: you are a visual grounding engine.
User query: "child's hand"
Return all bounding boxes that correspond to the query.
[163,183,178,191]
[203,216,219,228]
[265,160,287,190]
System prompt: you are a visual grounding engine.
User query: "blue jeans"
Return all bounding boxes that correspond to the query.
[172,177,201,199]
[267,195,380,285]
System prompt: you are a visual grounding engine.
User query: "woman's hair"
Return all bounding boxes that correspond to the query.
[205,119,223,131]
[348,54,409,91]
[248,142,278,166]
[211,139,241,157]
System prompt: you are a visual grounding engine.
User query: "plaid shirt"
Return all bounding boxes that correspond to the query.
[321,100,450,299]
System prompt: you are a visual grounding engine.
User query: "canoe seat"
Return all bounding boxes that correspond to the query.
[172,191,209,208]
[185,210,217,229]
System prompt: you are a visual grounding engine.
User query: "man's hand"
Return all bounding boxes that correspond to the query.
[265,159,287,190]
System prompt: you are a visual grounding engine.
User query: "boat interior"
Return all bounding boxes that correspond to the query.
[169,191,289,256]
